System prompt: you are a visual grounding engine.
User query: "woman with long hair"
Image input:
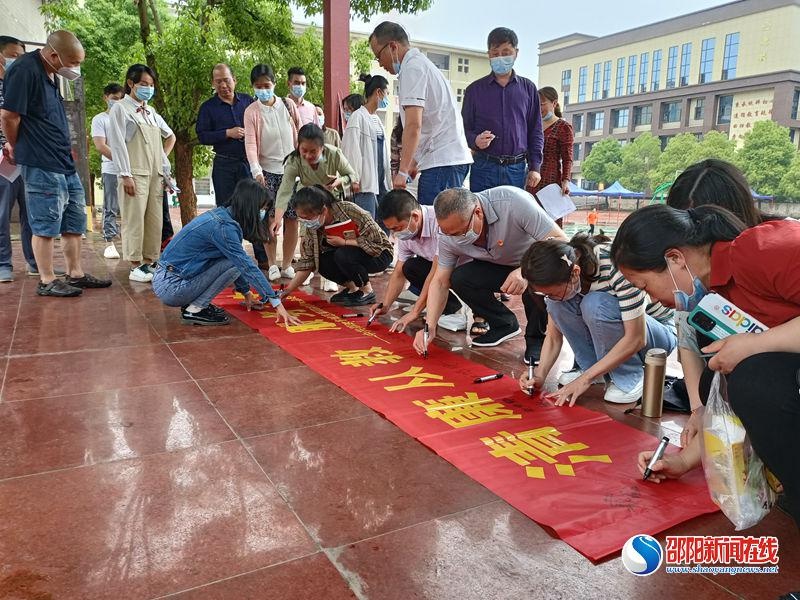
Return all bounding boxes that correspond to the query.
[533,86,573,199]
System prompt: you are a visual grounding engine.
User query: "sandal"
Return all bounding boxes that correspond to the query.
[470,319,490,336]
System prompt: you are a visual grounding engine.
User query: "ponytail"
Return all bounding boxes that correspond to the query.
[521,233,603,288]
[611,204,746,272]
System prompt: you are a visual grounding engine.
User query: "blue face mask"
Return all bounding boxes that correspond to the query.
[4,57,16,70]
[300,215,323,230]
[666,259,707,311]
[343,110,352,122]
[259,208,267,221]
[490,55,515,75]
[542,111,555,122]
[255,88,274,102]
[378,95,390,110]
[135,85,155,102]
[394,215,418,241]
[291,84,306,98]
[107,99,119,109]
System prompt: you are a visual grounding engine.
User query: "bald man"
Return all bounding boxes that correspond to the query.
[1,30,111,296]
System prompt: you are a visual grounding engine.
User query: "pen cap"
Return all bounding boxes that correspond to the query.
[642,348,667,418]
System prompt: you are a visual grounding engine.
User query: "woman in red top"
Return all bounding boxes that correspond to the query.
[534,87,573,206]
[610,204,800,525]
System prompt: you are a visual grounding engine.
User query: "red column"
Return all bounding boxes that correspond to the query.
[323,0,350,132]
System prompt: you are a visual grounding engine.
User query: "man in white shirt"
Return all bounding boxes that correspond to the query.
[90,83,124,259]
[369,22,473,206]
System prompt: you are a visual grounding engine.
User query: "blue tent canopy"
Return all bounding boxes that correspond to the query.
[600,181,644,198]
[567,181,598,196]
[751,188,773,201]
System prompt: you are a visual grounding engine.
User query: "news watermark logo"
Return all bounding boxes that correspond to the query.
[622,534,663,576]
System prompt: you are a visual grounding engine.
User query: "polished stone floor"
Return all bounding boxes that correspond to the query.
[0,213,797,599]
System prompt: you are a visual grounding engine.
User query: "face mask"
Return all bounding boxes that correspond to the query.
[4,57,15,70]
[308,152,324,165]
[318,114,325,127]
[490,55,515,75]
[291,84,306,98]
[254,88,274,102]
[378,95,390,110]
[343,110,352,122]
[665,258,707,312]
[259,208,267,222]
[43,50,82,81]
[542,111,555,122]
[135,85,155,101]
[559,275,581,302]
[107,99,119,109]
[445,212,479,246]
[300,215,323,230]
[394,217,418,241]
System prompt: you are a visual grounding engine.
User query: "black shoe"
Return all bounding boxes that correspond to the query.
[343,291,376,306]
[67,273,112,288]
[522,338,544,365]
[472,325,522,347]
[206,304,228,317]
[181,306,230,325]
[330,289,356,304]
[36,279,83,297]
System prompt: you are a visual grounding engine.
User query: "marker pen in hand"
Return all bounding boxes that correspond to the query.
[527,361,535,396]
[643,436,670,481]
[367,303,383,327]
[423,322,429,358]
[474,373,503,383]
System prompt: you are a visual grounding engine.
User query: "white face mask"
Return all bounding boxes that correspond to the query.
[43,49,81,81]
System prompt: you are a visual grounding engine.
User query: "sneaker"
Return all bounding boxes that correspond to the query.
[129,265,153,283]
[282,266,296,279]
[330,289,356,303]
[303,272,314,286]
[181,306,230,326]
[206,304,228,318]
[322,278,338,292]
[557,369,604,386]
[604,380,644,404]
[103,243,120,259]
[343,290,377,306]
[267,265,281,282]
[0,267,12,283]
[67,273,112,289]
[438,312,467,332]
[471,325,521,347]
[397,289,419,303]
[36,279,82,297]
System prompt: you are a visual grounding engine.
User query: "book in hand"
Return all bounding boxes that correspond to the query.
[324,219,359,240]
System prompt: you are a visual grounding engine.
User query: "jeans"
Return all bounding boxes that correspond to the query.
[152,258,240,308]
[403,256,461,314]
[353,192,378,220]
[22,166,86,237]
[318,248,392,287]
[0,175,35,270]
[468,154,527,193]
[417,164,470,206]
[546,291,677,392]
[101,172,120,241]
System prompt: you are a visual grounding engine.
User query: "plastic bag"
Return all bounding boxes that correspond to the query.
[700,372,774,530]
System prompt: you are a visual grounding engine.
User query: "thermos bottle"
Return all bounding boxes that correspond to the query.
[642,348,667,418]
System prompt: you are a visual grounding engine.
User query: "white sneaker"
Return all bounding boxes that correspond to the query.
[129,265,153,283]
[303,272,314,286]
[557,369,604,386]
[322,279,338,292]
[267,265,281,282]
[397,289,419,303]
[604,380,644,404]
[438,312,467,332]
[282,266,296,279]
[103,243,120,259]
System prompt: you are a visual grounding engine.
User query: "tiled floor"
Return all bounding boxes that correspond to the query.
[0,217,797,599]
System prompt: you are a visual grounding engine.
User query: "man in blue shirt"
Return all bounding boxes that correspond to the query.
[1,30,111,297]
[462,28,543,193]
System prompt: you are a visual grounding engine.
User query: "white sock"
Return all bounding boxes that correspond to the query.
[185,304,203,314]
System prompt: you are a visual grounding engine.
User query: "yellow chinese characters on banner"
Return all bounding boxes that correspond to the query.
[414,392,522,428]
[260,308,316,320]
[481,427,611,479]
[369,366,455,392]
[332,347,404,368]
[284,319,341,333]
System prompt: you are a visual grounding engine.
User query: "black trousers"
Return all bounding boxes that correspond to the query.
[700,352,800,525]
[402,256,462,315]
[318,247,392,288]
[450,260,547,341]
[161,191,174,244]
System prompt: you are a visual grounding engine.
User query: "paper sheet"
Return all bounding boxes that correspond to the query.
[535,183,576,221]
[0,155,21,182]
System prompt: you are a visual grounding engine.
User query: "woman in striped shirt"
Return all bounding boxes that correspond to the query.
[518,234,676,406]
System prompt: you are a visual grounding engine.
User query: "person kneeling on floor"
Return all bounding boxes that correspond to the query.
[281,185,393,306]
[518,234,677,406]
[152,178,299,326]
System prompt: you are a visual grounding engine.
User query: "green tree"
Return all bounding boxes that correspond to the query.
[581,137,622,187]
[778,153,800,200]
[653,133,700,187]
[736,120,796,196]
[695,129,736,163]
[619,133,660,193]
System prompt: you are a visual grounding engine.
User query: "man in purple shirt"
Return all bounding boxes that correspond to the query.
[462,28,543,194]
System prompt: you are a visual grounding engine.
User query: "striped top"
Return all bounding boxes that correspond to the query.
[591,244,674,324]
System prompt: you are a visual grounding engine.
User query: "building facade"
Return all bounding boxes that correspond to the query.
[538,0,800,184]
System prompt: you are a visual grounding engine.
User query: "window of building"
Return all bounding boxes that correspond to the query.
[563,93,570,106]
[722,32,739,80]
[573,143,582,161]
[562,69,572,93]
[456,88,463,103]
[693,98,705,121]
[662,101,682,124]
[639,52,649,93]
[592,63,601,101]
[651,49,662,91]
[613,107,629,129]
[577,66,588,102]
[633,105,652,126]
[615,57,625,96]
[679,42,692,86]
[573,113,584,133]
[585,141,595,156]
[457,57,469,74]
[602,60,611,99]
[627,54,637,95]
[666,46,678,88]
[699,38,715,84]
[589,111,604,131]
[427,51,450,71]
[792,88,800,120]
[717,95,733,124]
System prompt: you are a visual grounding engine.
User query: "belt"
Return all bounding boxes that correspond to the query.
[478,152,528,166]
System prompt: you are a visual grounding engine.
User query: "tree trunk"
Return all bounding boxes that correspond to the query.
[174,131,197,226]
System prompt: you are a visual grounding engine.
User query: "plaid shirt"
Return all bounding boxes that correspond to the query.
[296,201,393,273]
[534,118,574,192]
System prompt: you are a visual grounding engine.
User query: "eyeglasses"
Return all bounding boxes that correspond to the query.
[437,210,476,238]
[533,278,573,301]
[374,42,392,60]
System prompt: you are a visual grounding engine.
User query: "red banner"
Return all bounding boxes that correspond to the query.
[216,289,718,560]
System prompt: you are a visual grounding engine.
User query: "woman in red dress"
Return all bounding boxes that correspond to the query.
[533,86,574,227]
